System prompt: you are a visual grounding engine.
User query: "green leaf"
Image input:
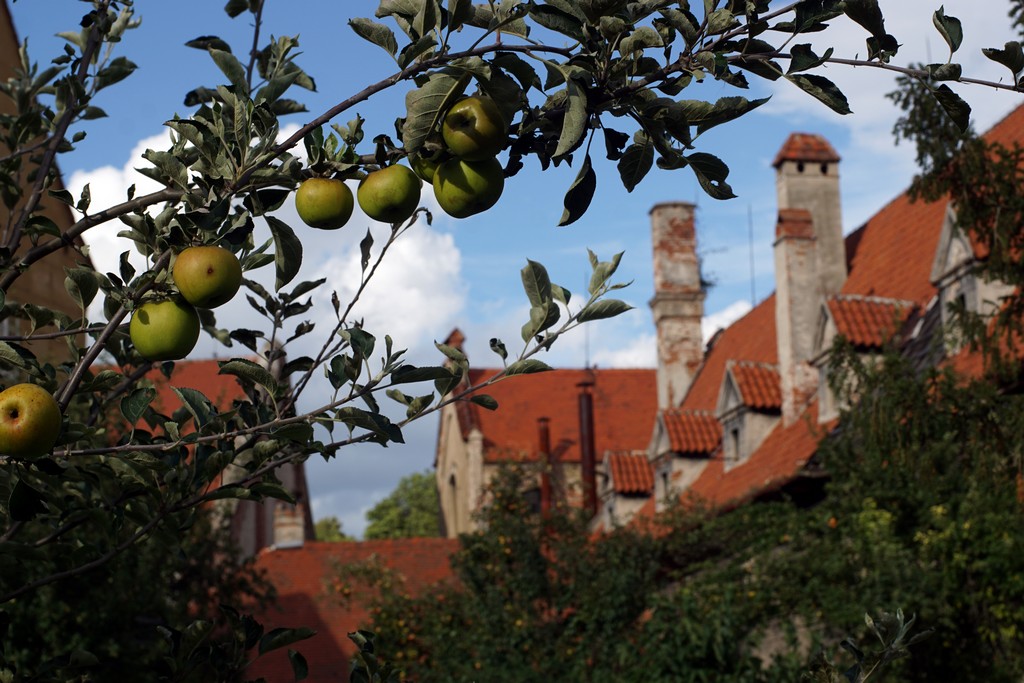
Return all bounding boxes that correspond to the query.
[705,8,737,34]
[686,151,736,200]
[265,216,303,291]
[932,6,962,55]
[620,26,663,55]
[577,299,634,322]
[982,41,1024,83]
[209,48,248,92]
[121,386,156,425]
[786,44,833,75]
[618,136,654,193]
[528,4,586,41]
[784,73,851,115]
[349,18,398,57]
[521,301,560,342]
[558,153,597,227]
[259,627,317,655]
[520,259,552,308]
[489,337,508,361]
[0,341,27,368]
[9,479,48,521]
[470,394,499,410]
[288,649,309,681]
[223,0,249,18]
[931,84,971,133]
[402,69,471,153]
[219,358,278,395]
[390,365,454,384]
[553,77,589,160]
[64,267,99,310]
[171,386,216,430]
[926,62,962,81]
[505,359,552,375]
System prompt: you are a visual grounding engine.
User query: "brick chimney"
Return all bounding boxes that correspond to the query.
[272,502,305,548]
[649,202,705,410]
[772,133,844,425]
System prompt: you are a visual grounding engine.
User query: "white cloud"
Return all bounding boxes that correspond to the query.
[702,299,752,344]
[66,131,171,279]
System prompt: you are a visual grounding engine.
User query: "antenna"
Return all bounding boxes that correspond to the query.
[748,203,756,303]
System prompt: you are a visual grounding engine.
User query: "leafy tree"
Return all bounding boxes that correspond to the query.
[365,470,440,539]
[315,515,354,541]
[0,0,1020,679]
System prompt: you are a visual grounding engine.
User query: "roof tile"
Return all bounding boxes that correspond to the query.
[608,451,655,495]
[728,361,781,410]
[827,295,915,349]
[662,409,721,454]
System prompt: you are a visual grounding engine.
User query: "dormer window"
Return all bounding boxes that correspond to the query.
[715,361,781,469]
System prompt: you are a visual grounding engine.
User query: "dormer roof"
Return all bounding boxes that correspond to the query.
[607,451,655,495]
[661,409,721,454]
[824,295,915,350]
[721,361,782,412]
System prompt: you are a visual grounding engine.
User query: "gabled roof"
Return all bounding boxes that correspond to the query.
[825,295,915,350]
[726,361,781,411]
[250,539,458,683]
[607,451,654,495]
[661,409,721,454]
[458,368,657,463]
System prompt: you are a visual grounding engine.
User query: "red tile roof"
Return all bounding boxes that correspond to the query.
[827,295,915,349]
[662,409,721,454]
[687,403,825,506]
[250,539,458,683]
[147,359,249,414]
[728,361,781,410]
[458,368,657,463]
[772,132,841,167]
[776,208,815,239]
[608,451,654,495]
[840,191,948,306]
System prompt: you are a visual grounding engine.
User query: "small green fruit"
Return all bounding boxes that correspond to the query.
[295,178,354,230]
[0,383,62,458]
[130,299,201,362]
[441,96,507,162]
[173,246,243,309]
[433,157,505,219]
[357,165,422,224]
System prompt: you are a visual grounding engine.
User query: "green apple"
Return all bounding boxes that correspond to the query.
[433,157,505,219]
[409,153,441,184]
[172,245,243,309]
[441,96,507,162]
[357,165,422,224]
[130,298,201,362]
[0,383,62,458]
[295,177,354,230]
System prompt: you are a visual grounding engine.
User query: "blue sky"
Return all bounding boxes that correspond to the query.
[9,1,1024,536]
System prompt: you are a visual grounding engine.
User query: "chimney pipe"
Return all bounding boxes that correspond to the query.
[649,202,705,409]
[537,417,552,515]
[577,378,597,518]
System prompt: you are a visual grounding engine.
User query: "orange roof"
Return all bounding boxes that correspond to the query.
[608,451,654,495]
[827,295,915,349]
[772,132,840,167]
[147,359,249,414]
[662,409,721,454]
[688,403,826,506]
[250,539,458,682]
[728,361,781,410]
[460,368,657,463]
[840,191,947,305]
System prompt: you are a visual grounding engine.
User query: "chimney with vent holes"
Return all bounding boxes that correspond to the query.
[772,134,845,425]
[649,202,705,410]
